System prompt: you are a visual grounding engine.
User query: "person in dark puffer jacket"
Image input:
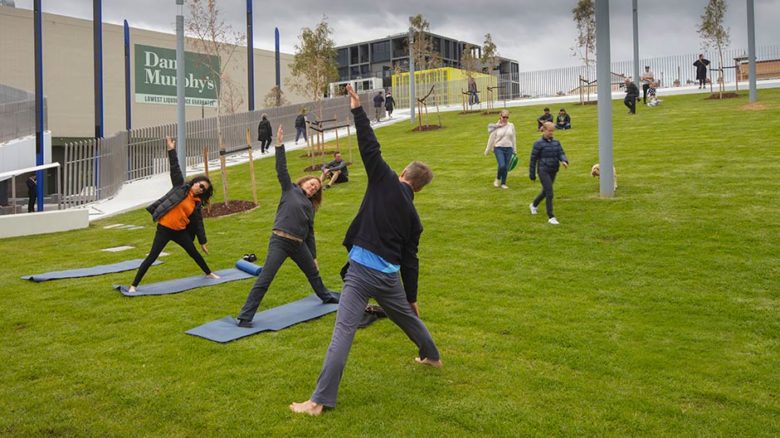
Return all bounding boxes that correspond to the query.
[128,136,218,293]
[257,113,272,154]
[529,122,569,225]
[236,125,339,328]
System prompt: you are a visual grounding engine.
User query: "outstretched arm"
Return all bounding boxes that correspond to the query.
[274,125,293,189]
[345,84,393,182]
[166,136,185,187]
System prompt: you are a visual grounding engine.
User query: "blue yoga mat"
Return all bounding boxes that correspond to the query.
[114,268,254,296]
[22,259,163,282]
[235,259,263,276]
[186,293,340,343]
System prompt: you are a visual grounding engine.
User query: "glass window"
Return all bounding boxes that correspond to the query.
[371,41,391,63]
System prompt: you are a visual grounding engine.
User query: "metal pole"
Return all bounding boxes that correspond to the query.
[747,0,757,102]
[596,0,614,197]
[632,0,640,86]
[34,0,45,212]
[93,0,104,139]
[275,27,281,106]
[176,0,186,177]
[409,27,415,124]
[124,19,131,130]
[246,0,254,111]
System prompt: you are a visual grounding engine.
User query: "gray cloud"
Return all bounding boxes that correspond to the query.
[13,0,780,71]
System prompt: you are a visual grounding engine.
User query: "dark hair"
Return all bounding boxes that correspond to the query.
[261,113,268,120]
[544,107,550,111]
[189,175,214,205]
[296,175,322,211]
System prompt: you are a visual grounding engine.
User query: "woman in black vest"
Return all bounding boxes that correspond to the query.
[128,137,218,293]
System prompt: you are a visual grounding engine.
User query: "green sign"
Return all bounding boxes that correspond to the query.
[134,44,220,107]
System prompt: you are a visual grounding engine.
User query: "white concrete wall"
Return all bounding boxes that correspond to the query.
[0,131,52,174]
[0,208,89,239]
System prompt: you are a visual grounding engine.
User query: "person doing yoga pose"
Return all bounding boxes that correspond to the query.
[128,137,218,293]
[236,125,339,328]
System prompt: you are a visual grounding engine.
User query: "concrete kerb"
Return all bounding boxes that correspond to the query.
[85,78,780,222]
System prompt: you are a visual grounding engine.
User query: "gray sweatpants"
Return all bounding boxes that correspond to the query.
[310,261,440,407]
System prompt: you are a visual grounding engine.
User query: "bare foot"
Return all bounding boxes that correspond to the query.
[207,273,220,279]
[415,357,443,368]
[289,400,323,416]
[127,286,137,293]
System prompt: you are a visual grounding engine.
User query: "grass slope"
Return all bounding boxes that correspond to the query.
[1,90,778,436]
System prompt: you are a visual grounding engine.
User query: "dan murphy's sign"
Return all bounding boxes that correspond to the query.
[135,44,220,107]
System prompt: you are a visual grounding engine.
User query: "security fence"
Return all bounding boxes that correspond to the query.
[61,92,373,207]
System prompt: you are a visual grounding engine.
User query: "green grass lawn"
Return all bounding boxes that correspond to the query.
[1,90,779,436]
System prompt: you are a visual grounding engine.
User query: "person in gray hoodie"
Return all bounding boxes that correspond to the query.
[484,109,517,189]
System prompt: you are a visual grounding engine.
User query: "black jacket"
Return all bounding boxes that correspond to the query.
[625,82,640,98]
[272,144,317,257]
[26,177,36,197]
[344,107,422,302]
[145,150,207,244]
[258,119,272,141]
[529,136,568,179]
[295,114,306,128]
[694,58,710,80]
[385,96,395,110]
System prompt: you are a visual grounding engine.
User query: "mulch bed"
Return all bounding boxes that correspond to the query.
[412,125,444,132]
[706,92,740,99]
[202,200,257,218]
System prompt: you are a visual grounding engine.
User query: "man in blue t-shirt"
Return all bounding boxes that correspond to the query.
[291,84,441,416]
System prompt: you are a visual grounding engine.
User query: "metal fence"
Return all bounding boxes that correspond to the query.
[0,84,45,144]
[516,45,780,98]
[61,92,373,207]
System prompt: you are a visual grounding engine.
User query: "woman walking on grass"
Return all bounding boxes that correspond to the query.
[236,126,339,328]
[128,137,219,293]
[484,109,516,189]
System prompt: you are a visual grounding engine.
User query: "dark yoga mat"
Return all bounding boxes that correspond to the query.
[186,293,340,343]
[22,259,163,282]
[114,268,254,296]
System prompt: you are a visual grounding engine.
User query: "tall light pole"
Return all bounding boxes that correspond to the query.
[596,0,614,197]
[408,27,415,124]
[632,0,640,85]
[176,0,186,177]
[747,0,757,102]
[246,0,254,111]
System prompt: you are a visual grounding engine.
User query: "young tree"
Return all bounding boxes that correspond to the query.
[263,85,289,108]
[186,0,245,203]
[288,16,339,120]
[572,0,596,102]
[698,0,730,98]
[480,33,499,73]
[460,44,480,76]
[409,14,441,71]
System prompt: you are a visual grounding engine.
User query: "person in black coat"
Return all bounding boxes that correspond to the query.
[290,84,441,417]
[537,107,553,131]
[128,137,218,293]
[26,174,37,213]
[529,122,569,225]
[384,92,396,118]
[624,79,640,114]
[257,113,272,154]
[694,54,710,89]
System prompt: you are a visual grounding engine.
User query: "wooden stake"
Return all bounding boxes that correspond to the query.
[245,128,258,206]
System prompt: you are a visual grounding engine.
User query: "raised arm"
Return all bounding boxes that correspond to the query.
[274,125,294,190]
[346,85,393,183]
[166,136,185,187]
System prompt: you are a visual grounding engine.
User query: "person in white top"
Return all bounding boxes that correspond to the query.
[640,66,655,104]
[484,109,517,189]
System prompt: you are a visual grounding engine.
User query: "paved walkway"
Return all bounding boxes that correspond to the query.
[86,79,780,222]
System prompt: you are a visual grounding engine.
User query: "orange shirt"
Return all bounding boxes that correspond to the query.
[158,190,199,231]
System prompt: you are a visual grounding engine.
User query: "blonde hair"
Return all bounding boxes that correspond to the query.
[403,161,433,192]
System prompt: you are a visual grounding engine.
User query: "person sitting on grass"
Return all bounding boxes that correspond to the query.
[320,152,349,189]
[236,125,339,328]
[647,82,661,107]
[555,108,571,130]
[537,107,553,131]
[290,84,441,417]
[128,137,219,293]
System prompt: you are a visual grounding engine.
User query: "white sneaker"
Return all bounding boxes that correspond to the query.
[493,179,500,188]
[529,203,538,215]
[548,217,560,225]
[501,184,509,189]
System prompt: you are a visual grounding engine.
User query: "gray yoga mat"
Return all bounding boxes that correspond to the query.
[186,293,340,343]
[114,268,254,296]
[21,259,163,282]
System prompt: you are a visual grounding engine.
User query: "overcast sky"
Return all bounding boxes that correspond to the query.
[13,0,780,71]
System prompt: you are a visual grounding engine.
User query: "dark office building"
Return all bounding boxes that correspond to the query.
[335,31,520,99]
